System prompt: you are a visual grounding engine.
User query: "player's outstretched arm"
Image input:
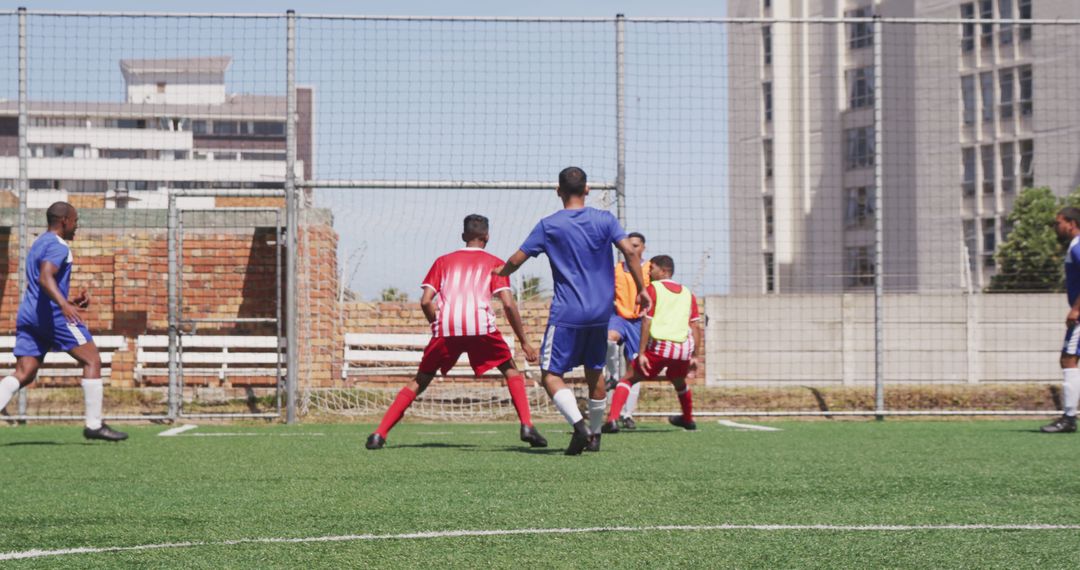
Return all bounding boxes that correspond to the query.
[614,237,651,315]
[497,289,537,363]
[419,287,438,324]
[493,250,529,278]
[688,320,704,376]
[637,315,653,374]
[38,260,83,324]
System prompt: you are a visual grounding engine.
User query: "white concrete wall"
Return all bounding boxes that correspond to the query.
[705,293,1064,385]
[28,127,194,151]
[0,157,303,183]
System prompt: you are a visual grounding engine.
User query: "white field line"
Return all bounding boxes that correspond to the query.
[717,420,782,432]
[157,425,199,437]
[4,524,1080,561]
[157,425,324,438]
[417,431,499,435]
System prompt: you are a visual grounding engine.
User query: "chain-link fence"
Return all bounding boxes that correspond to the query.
[1,9,1078,422]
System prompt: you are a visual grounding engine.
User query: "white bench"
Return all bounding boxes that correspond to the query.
[135,335,284,385]
[0,335,127,380]
[343,333,519,379]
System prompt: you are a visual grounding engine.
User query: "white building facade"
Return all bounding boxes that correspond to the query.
[728,0,1080,293]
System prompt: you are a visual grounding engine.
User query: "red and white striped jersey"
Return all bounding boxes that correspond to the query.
[421,248,511,337]
[644,280,701,361]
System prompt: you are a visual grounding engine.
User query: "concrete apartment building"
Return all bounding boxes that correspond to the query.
[728,0,1080,294]
[0,56,312,210]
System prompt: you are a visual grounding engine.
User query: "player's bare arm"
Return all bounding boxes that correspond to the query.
[688,320,704,376]
[73,288,91,309]
[614,237,651,315]
[497,289,538,363]
[39,260,83,324]
[637,315,653,375]
[420,287,438,324]
[493,250,529,278]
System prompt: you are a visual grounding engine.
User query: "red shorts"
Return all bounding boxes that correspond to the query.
[632,350,691,380]
[419,331,513,376]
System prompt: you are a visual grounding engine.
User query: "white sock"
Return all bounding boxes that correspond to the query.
[622,381,642,419]
[605,341,620,380]
[0,375,20,411]
[81,378,103,430]
[552,388,583,426]
[588,398,607,433]
[1064,368,1080,417]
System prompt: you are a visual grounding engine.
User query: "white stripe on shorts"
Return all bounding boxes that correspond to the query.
[66,323,87,346]
[540,325,556,371]
[1067,326,1080,355]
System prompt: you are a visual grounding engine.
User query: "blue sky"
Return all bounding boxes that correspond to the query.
[3,0,731,300]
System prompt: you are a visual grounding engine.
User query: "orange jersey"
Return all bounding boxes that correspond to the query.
[613,260,651,319]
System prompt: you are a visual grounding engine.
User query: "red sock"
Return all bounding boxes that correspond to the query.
[506,375,533,427]
[677,388,694,423]
[375,387,417,437]
[607,380,633,422]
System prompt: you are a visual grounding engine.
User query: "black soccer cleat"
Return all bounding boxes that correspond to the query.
[365,433,387,449]
[1040,415,1077,433]
[83,423,128,442]
[605,377,619,392]
[585,433,602,452]
[619,416,637,431]
[565,420,591,456]
[520,425,548,448]
[600,420,620,434]
[668,415,697,431]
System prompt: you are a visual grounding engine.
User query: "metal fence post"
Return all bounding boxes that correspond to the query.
[872,16,885,420]
[615,13,626,227]
[167,192,180,419]
[285,10,299,424]
[15,7,29,420]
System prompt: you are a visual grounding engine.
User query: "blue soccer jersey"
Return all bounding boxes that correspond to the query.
[1067,236,1080,307]
[17,232,74,328]
[520,207,627,328]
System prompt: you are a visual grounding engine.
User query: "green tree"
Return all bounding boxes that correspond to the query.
[379,287,409,302]
[989,186,1080,292]
[519,276,542,300]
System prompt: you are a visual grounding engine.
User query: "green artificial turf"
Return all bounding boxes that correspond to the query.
[1,419,1077,568]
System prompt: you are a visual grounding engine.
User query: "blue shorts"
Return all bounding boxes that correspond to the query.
[14,321,94,357]
[608,314,643,361]
[539,324,607,375]
[1064,325,1080,356]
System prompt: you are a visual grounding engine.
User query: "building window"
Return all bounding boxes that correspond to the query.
[845,127,875,170]
[847,7,873,49]
[253,121,286,136]
[963,147,977,196]
[847,67,874,109]
[980,0,993,47]
[962,75,976,125]
[981,145,995,194]
[1000,142,1015,193]
[763,139,773,179]
[762,25,772,66]
[764,253,775,293]
[1019,139,1034,188]
[192,120,208,135]
[763,196,774,238]
[1018,0,1032,41]
[212,121,239,135]
[763,82,772,123]
[961,3,976,52]
[999,0,1013,44]
[845,246,875,288]
[764,0,770,8]
[964,220,978,274]
[980,72,994,123]
[982,218,996,268]
[844,186,875,227]
[1018,65,1033,116]
[999,69,1014,120]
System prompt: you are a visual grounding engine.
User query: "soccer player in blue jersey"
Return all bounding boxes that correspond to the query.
[495,167,649,454]
[0,202,127,441]
[1043,207,1080,433]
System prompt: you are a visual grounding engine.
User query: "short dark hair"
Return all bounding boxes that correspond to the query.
[558,166,587,196]
[46,202,74,226]
[1059,207,1080,227]
[463,214,489,240]
[650,254,674,275]
[628,232,646,243]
